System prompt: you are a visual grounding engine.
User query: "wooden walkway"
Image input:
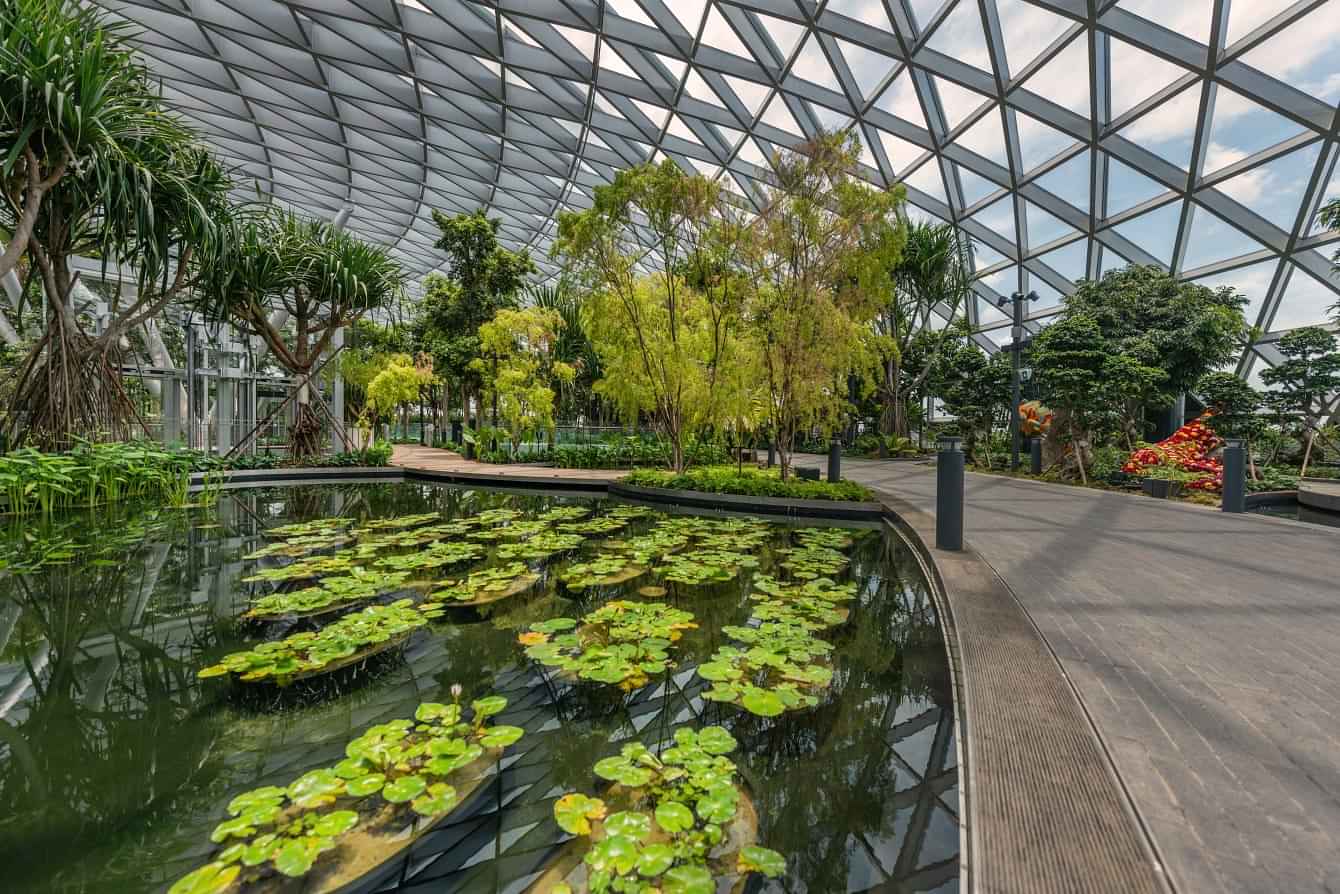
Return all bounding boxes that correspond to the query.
[391,445,627,484]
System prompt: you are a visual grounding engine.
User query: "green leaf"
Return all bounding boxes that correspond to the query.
[346,772,387,797]
[695,726,737,755]
[662,864,714,894]
[411,782,459,817]
[654,801,694,834]
[311,810,359,837]
[603,810,652,840]
[738,845,788,877]
[478,725,524,748]
[472,695,507,718]
[554,793,606,835]
[382,774,427,803]
[740,687,786,717]
[636,842,675,877]
[274,840,315,877]
[168,863,240,894]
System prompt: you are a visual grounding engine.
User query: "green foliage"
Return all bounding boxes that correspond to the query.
[624,465,874,502]
[551,435,730,469]
[312,441,395,468]
[429,562,539,605]
[363,355,433,427]
[519,600,697,689]
[0,441,193,516]
[474,306,574,454]
[197,600,428,685]
[1260,327,1340,420]
[1140,465,1199,483]
[244,568,412,620]
[551,727,786,889]
[169,693,522,894]
[560,554,647,590]
[1197,372,1263,441]
[660,548,759,586]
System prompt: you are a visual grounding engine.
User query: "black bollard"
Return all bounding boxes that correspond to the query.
[766,441,776,468]
[827,439,842,482]
[936,437,964,551]
[1030,437,1043,475]
[1222,438,1246,513]
[451,420,462,444]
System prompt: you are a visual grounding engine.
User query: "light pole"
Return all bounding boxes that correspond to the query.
[1009,290,1038,470]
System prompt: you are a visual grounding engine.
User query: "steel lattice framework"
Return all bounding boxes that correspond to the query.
[95,0,1340,375]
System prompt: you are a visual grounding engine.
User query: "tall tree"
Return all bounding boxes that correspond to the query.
[526,278,602,422]
[416,210,535,431]
[474,306,574,455]
[554,159,747,471]
[204,209,405,460]
[738,130,905,478]
[1259,326,1340,477]
[874,221,972,439]
[927,328,1012,467]
[1197,371,1264,479]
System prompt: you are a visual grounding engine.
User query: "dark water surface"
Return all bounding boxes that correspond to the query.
[0,482,958,893]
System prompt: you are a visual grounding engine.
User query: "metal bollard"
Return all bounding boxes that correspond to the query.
[767,441,776,468]
[828,439,842,482]
[1222,438,1246,513]
[1030,437,1043,475]
[451,420,462,444]
[936,437,964,551]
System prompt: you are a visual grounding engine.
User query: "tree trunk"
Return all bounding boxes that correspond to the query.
[1300,428,1316,479]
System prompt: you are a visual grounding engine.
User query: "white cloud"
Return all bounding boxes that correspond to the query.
[1203,142,1270,203]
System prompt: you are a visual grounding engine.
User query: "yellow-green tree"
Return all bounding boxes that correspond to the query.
[740,131,906,477]
[474,307,574,455]
[554,159,747,471]
[363,353,433,434]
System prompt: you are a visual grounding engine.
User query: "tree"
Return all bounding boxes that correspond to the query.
[928,331,1012,467]
[874,221,972,439]
[417,210,536,431]
[1057,265,1248,437]
[738,131,905,477]
[1032,314,1164,483]
[554,159,747,471]
[527,278,602,422]
[473,307,574,455]
[1197,371,1264,479]
[340,319,413,426]
[1259,326,1340,477]
[1321,198,1339,324]
[1,1,233,446]
[204,209,405,461]
[363,353,433,435]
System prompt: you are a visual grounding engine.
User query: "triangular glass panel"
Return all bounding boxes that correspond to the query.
[1191,258,1276,328]
[713,121,745,151]
[736,135,769,168]
[954,110,1007,166]
[1304,162,1338,237]
[632,98,670,132]
[851,126,878,173]
[976,298,1011,326]
[555,24,597,61]
[958,165,1001,206]
[823,0,893,30]
[683,68,726,108]
[1105,153,1169,215]
[702,6,753,60]
[501,15,540,47]
[1025,200,1078,248]
[1015,109,1079,173]
[722,73,771,116]
[606,0,655,28]
[1034,238,1088,282]
[834,37,898,102]
[756,12,806,59]
[654,53,689,83]
[791,35,844,93]
[1269,264,1339,330]
[1017,32,1088,116]
[667,0,708,34]
[970,194,1017,240]
[1205,87,1308,170]
[761,94,804,137]
[924,0,992,73]
[908,0,947,35]
[666,114,702,146]
[1238,8,1340,104]
[1098,243,1135,276]
[1225,0,1295,45]
[933,76,989,131]
[995,0,1073,77]
[875,69,923,123]
[1180,204,1266,271]
[599,39,640,78]
[904,157,949,206]
[875,127,925,177]
[1029,279,1066,314]
[1110,198,1183,265]
[1116,1,1211,58]
[1108,37,1193,120]
[1115,83,1202,172]
[812,101,854,133]
[1211,141,1321,231]
[1034,149,1091,215]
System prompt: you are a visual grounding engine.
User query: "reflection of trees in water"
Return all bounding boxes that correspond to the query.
[0,513,229,891]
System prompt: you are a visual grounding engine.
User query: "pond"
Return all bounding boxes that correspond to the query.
[0,482,959,893]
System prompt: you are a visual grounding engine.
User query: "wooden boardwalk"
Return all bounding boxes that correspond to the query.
[391,444,627,484]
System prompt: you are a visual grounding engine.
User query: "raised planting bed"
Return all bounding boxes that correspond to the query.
[519,600,697,690]
[167,695,524,894]
[425,562,542,609]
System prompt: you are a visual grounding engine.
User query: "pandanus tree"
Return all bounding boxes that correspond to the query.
[874,221,973,440]
[202,209,405,461]
[1,0,232,446]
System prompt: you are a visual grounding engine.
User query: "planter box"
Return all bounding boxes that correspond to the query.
[1141,478,1183,499]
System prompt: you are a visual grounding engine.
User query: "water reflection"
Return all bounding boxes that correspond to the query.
[0,483,958,893]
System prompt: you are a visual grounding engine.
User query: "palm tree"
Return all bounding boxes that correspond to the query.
[876,221,974,440]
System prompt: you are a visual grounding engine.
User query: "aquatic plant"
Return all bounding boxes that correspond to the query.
[352,512,441,534]
[560,555,647,590]
[777,544,849,580]
[606,504,657,519]
[558,516,627,535]
[168,694,524,894]
[373,541,482,572]
[244,532,352,560]
[698,620,834,717]
[792,527,854,550]
[265,518,354,539]
[749,574,856,629]
[660,549,758,585]
[545,727,786,891]
[537,505,592,523]
[519,601,697,689]
[606,530,689,564]
[429,562,539,605]
[242,553,359,584]
[496,531,586,560]
[474,508,522,526]
[244,569,412,620]
[0,442,195,516]
[198,601,428,685]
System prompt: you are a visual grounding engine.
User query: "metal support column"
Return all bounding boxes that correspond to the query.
[330,326,346,453]
[1008,291,1037,470]
[216,378,234,455]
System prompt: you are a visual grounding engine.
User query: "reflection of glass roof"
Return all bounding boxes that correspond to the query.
[99,0,1340,370]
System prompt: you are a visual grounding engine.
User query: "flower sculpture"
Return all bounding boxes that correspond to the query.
[1122,413,1224,491]
[1019,400,1055,437]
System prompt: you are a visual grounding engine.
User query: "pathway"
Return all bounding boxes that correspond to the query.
[806,457,1340,894]
[391,444,626,484]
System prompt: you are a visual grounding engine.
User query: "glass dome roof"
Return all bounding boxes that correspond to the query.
[97,0,1340,373]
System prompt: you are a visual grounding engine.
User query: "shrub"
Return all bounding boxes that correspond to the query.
[624,466,873,502]
[311,441,394,468]
[551,435,729,469]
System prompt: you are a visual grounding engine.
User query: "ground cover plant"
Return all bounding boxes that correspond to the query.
[198,600,431,685]
[519,601,697,689]
[167,693,523,894]
[625,466,873,502]
[0,442,196,516]
[544,726,786,891]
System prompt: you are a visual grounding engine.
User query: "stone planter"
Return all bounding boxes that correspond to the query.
[1141,478,1183,499]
